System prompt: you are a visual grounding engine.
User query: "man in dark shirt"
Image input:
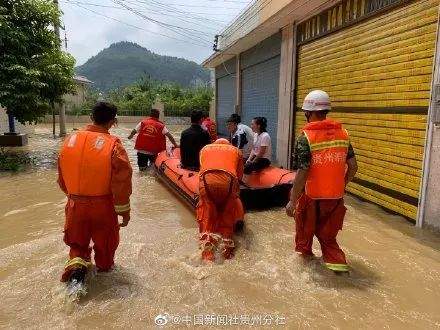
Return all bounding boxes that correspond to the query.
[180,110,211,171]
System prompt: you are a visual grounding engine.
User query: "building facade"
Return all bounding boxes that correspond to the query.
[204,0,440,227]
[63,75,93,112]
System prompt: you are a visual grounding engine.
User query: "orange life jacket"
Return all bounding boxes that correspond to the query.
[203,118,218,142]
[59,130,117,196]
[199,143,239,178]
[302,119,349,199]
[134,117,166,154]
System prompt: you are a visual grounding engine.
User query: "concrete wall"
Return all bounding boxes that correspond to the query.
[218,0,293,51]
[418,16,440,231]
[422,125,440,231]
[0,107,35,135]
[277,24,296,168]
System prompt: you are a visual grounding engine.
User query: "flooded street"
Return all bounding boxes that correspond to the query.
[1,124,440,329]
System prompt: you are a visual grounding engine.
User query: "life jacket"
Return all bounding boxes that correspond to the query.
[59,130,117,196]
[302,119,349,200]
[203,118,218,142]
[134,117,166,154]
[199,143,239,178]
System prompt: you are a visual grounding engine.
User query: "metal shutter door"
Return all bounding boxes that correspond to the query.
[295,0,438,220]
[216,74,236,136]
[241,55,281,158]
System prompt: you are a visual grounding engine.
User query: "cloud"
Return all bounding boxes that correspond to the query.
[59,0,249,66]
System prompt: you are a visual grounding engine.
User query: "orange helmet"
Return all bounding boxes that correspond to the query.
[214,138,230,145]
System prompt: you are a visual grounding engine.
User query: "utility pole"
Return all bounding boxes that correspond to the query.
[53,0,67,137]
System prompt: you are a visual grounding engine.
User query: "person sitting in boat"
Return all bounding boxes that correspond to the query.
[244,116,272,174]
[197,138,245,262]
[57,102,132,286]
[180,110,211,171]
[201,111,218,142]
[226,113,254,161]
[128,108,178,171]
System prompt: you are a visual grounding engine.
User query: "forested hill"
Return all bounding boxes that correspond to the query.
[75,41,210,92]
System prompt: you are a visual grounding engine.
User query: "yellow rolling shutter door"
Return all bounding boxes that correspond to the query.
[295,0,439,220]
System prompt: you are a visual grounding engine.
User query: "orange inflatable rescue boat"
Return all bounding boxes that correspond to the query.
[154,148,295,210]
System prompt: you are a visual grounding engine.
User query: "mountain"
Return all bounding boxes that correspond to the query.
[75,41,210,92]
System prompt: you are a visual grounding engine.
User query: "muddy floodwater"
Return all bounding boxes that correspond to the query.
[1,123,440,329]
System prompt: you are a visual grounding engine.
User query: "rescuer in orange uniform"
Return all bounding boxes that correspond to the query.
[286,90,358,273]
[201,111,218,142]
[58,102,133,283]
[128,108,178,170]
[197,138,244,262]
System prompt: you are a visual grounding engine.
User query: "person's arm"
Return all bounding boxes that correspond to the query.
[111,139,133,227]
[127,129,137,140]
[165,132,178,148]
[346,155,358,185]
[286,134,311,217]
[286,169,309,217]
[247,151,256,163]
[57,156,68,195]
[128,122,141,140]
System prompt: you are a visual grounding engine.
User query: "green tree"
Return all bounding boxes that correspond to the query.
[0,0,75,126]
[106,76,213,117]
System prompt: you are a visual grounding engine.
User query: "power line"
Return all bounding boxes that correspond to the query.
[197,0,251,3]
[61,0,121,9]
[112,0,213,44]
[62,0,229,29]
[122,0,224,32]
[160,3,245,9]
[220,0,271,39]
[68,2,211,48]
[219,0,327,53]
[126,0,233,23]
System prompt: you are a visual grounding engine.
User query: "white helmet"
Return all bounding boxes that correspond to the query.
[302,90,331,111]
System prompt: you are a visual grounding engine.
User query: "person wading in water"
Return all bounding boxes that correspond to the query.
[286,90,358,273]
[58,102,132,294]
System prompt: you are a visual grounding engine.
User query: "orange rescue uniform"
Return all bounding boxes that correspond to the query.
[295,119,350,272]
[58,125,132,281]
[197,139,244,261]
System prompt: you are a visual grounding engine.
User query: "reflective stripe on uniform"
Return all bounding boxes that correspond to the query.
[114,203,130,213]
[64,257,92,270]
[309,140,350,152]
[325,263,349,272]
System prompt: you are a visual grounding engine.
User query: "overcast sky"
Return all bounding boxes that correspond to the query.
[59,0,252,66]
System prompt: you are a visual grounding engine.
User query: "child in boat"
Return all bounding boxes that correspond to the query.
[244,116,272,174]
